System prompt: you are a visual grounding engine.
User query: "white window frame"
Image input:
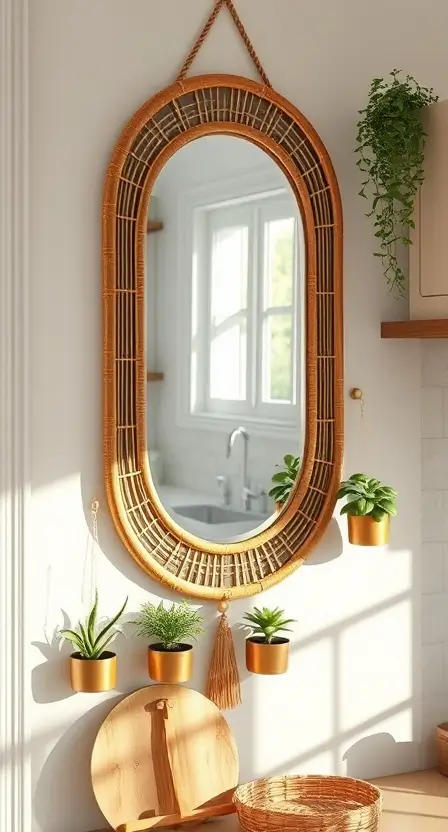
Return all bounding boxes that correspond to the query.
[175,167,305,441]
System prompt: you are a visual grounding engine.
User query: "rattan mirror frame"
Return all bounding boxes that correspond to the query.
[103,74,343,599]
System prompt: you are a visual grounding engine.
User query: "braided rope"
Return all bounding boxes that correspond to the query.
[177,0,271,87]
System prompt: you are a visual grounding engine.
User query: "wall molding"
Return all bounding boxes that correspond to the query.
[0,0,30,831]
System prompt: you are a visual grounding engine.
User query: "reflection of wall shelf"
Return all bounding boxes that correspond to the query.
[147,220,164,234]
[147,371,164,381]
[381,319,448,338]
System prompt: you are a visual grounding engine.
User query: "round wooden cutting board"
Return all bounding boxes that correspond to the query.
[91,685,239,831]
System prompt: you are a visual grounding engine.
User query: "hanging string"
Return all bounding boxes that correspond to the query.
[359,393,366,470]
[176,0,271,87]
[350,388,366,470]
[82,499,99,610]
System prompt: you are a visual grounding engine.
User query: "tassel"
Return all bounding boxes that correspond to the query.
[206,599,241,710]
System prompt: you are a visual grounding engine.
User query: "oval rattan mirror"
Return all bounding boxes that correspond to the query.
[103,74,343,599]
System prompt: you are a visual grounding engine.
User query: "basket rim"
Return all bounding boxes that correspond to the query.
[233,774,381,814]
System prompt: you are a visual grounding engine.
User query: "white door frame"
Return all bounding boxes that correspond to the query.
[0,0,30,830]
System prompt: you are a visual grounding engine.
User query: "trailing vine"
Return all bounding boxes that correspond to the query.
[356,70,437,297]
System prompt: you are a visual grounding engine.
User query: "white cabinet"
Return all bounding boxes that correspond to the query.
[410,98,448,319]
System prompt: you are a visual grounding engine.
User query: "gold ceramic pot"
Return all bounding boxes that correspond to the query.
[70,651,117,693]
[348,514,390,546]
[147,644,193,683]
[246,637,290,675]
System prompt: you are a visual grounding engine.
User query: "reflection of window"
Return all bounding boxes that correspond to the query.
[189,190,302,429]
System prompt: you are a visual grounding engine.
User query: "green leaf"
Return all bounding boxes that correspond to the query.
[90,632,116,659]
[133,600,205,650]
[377,486,398,498]
[271,472,293,484]
[341,498,365,516]
[349,473,370,483]
[92,596,128,651]
[376,499,397,516]
[243,606,296,641]
[87,589,99,647]
[268,485,288,501]
[59,629,86,655]
[337,484,365,499]
[79,622,92,657]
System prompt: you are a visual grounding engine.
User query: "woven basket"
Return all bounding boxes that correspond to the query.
[234,775,381,832]
[437,723,448,776]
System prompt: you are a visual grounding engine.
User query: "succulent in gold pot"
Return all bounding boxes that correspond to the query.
[336,473,398,546]
[243,606,296,675]
[133,600,204,683]
[59,591,127,692]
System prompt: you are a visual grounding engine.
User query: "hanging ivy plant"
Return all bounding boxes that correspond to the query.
[356,70,437,297]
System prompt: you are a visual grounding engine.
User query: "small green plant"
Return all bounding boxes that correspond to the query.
[336,473,398,522]
[243,606,296,644]
[59,591,127,659]
[133,600,204,650]
[356,70,437,296]
[268,454,301,505]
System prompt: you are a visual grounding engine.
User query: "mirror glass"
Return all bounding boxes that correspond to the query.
[146,135,305,543]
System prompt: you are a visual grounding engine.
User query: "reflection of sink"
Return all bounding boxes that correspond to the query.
[173,504,267,525]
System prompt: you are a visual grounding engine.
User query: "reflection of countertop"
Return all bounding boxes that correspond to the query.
[157,484,272,543]
[90,768,448,831]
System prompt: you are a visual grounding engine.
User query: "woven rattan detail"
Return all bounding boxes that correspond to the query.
[103,74,343,599]
[234,776,381,832]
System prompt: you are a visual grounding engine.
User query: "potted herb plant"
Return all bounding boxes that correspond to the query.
[268,454,301,512]
[243,606,296,675]
[336,473,398,546]
[133,600,204,683]
[59,591,127,692]
[356,70,437,296]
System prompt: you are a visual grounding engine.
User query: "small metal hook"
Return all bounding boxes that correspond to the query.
[350,388,363,401]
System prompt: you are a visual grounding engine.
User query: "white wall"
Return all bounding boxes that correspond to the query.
[421,341,448,765]
[29,1,448,830]
[149,135,300,507]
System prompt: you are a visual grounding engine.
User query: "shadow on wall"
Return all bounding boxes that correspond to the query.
[303,517,343,566]
[34,697,123,832]
[343,733,420,781]
[32,625,76,704]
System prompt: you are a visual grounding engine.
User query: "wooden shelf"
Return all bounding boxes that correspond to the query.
[381,319,448,339]
[147,220,164,234]
[146,371,164,381]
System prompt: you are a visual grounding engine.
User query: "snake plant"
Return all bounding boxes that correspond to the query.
[59,591,127,659]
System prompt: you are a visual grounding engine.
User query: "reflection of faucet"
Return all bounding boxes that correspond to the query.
[216,474,231,506]
[226,426,265,511]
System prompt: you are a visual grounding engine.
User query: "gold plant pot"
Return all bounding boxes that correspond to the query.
[246,637,290,675]
[147,643,193,683]
[347,514,390,546]
[69,651,117,693]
